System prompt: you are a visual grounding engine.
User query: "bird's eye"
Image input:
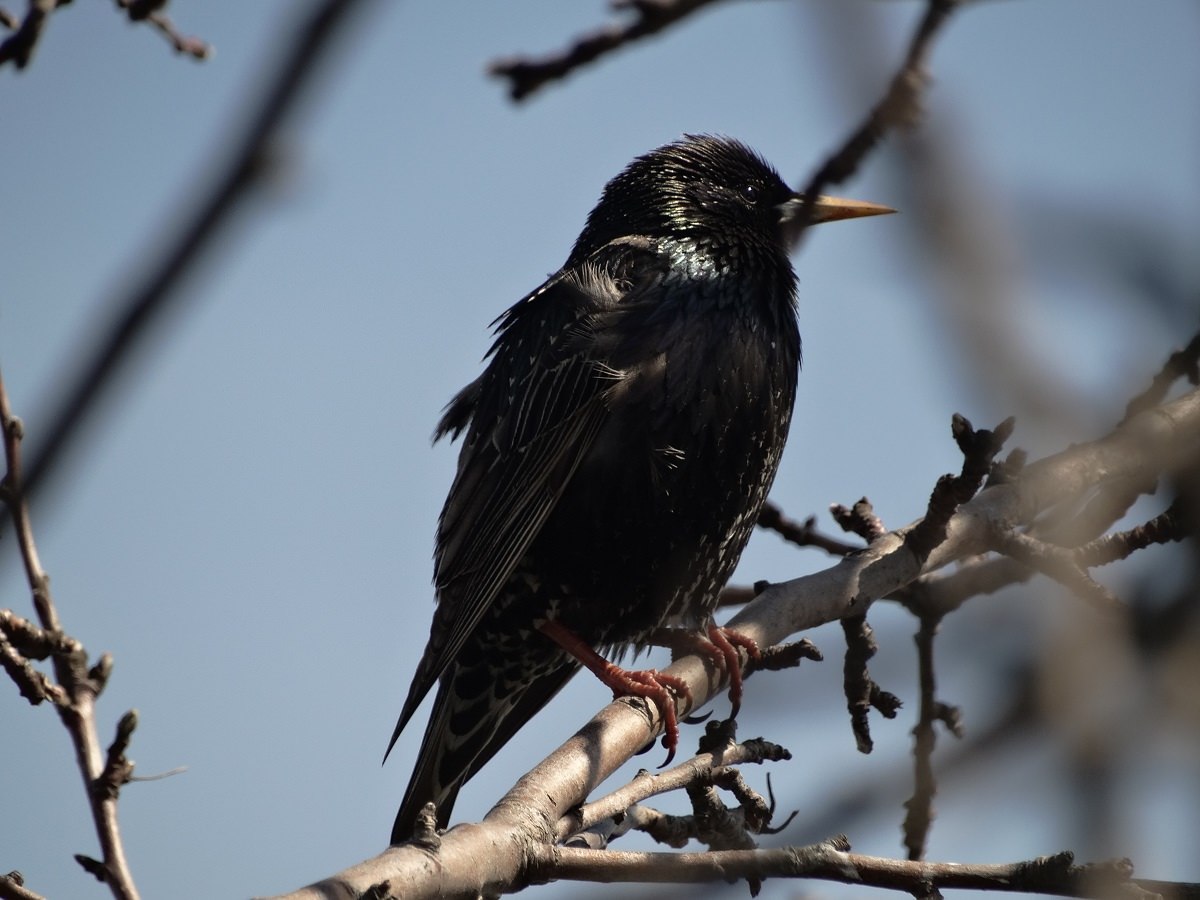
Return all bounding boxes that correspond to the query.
[739,181,760,203]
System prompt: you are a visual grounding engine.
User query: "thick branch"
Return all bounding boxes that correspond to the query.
[264,392,1200,900]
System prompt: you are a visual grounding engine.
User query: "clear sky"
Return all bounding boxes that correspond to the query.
[2,2,1198,898]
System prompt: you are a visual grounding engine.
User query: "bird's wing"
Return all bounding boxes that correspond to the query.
[387,240,665,751]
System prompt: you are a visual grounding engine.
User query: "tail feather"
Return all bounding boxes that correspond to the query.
[390,657,578,844]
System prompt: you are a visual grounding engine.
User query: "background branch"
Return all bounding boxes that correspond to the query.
[10,0,375,514]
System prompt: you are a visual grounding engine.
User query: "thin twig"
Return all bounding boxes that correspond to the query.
[991,528,1123,611]
[905,414,1015,563]
[0,369,141,900]
[841,614,902,754]
[1121,330,1200,425]
[114,0,211,59]
[1077,498,1192,567]
[757,501,860,555]
[489,0,726,101]
[901,613,962,861]
[0,0,208,69]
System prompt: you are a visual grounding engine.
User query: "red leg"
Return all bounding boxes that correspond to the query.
[539,620,692,766]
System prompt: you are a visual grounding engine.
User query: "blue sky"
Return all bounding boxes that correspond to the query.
[2,2,1198,898]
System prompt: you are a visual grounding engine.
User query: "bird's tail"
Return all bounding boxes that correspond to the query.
[390,655,578,844]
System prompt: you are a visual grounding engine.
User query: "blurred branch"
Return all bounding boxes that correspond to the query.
[900,613,962,861]
[791,0,961,239]
[1122,331,1200,425]
[490,0,726,102]
[0,0,209,69]
[0,0,65,69]
[0,370,140,900]
[113,0,210,59]
[9,0,373,515]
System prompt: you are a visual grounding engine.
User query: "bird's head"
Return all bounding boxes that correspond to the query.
[569,134,892,262]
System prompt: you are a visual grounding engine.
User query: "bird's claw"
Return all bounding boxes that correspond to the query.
[616,668,691,768]
[702,625,762,719]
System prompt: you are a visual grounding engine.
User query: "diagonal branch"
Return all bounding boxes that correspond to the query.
[10,0,376,515]
[263,388,1200,900]
[792,0,962,241]
[489,0,727,102]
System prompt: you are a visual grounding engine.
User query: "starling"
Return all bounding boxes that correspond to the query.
[386,135,891,843]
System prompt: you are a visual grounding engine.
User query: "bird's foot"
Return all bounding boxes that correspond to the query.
[704,624,761,718]
[538,620,692,766]
[655,625,762,718]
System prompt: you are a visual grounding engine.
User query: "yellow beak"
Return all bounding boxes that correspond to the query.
[806,194,897,224]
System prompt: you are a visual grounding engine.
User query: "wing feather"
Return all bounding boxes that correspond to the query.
[390,245,664,748]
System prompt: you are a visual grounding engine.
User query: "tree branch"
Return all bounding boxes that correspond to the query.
[263,390,1200,900]
[489,0,727,102]
[10,0,374,514]
[0,370,140,900]
[0,0,209,69]
[531,841,1169,899]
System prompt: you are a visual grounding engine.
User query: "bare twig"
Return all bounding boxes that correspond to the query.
[841,614,902,754]
[0,0,208,69]
[115,0,211,60]
[901,614,963,861]
[757,501,860,556]
[991,528,1123,611]
[831,497,887,542]
[0,370,140,900]
[905,414,1014,563]
[490,0,725,101]
[1077,498,1192,567]
[1121,330,1200,425]
[744,637,823,674]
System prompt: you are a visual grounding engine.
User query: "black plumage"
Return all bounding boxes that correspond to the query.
[386,135,890,843]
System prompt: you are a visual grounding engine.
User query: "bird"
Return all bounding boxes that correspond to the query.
[386,134,892,843]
